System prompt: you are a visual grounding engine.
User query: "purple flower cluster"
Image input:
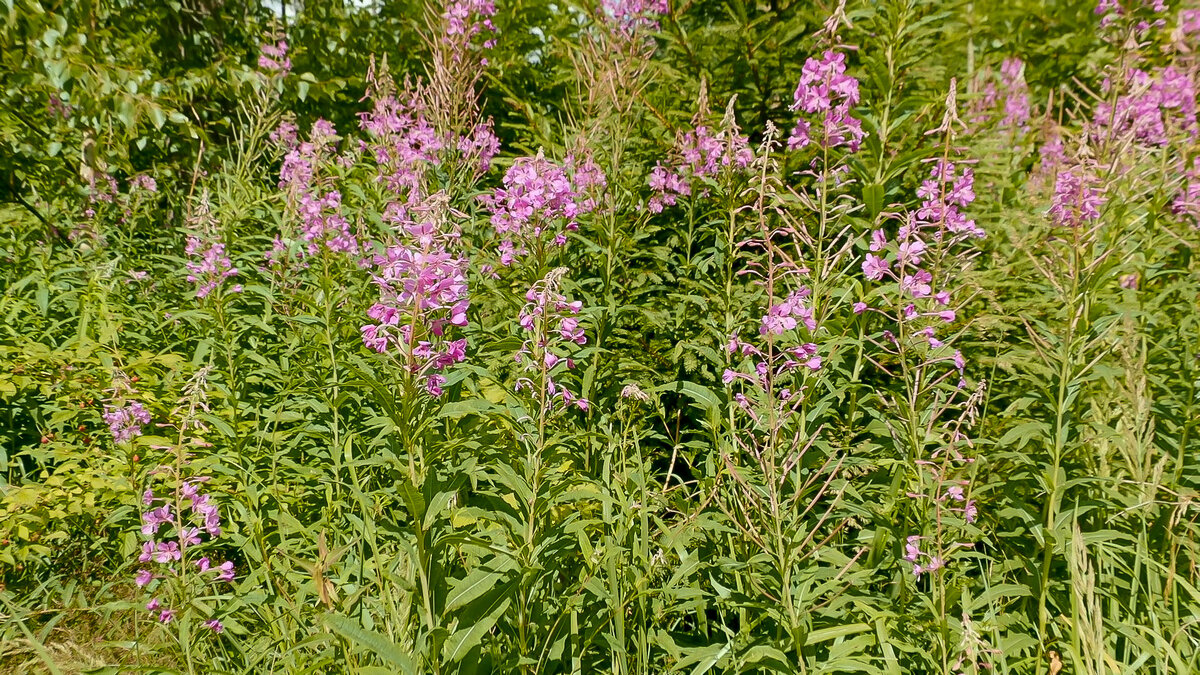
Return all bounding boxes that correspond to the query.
[722,332,823,425]
[1036,132,1066,179]
[723,275,825,428]
[359,87,499,191]
[788,50,865,153]
[997,59,1033,131]
[360,90,444,192]
[1095,0,1123,28]
[277,120,361,257]
[1182,9,1200,35]
[912,161,983,240]
[441,0,498,60]
[759,288,817,338]
[482,151,606,264]
[103,401,151,444]
[972,58,1032,133]
[185,236,240,299]
[1049,168,1106,228]
[257,40,291,76]
[1096,66,1198,146]
[858,159,980,378]
[130,175,158,193]
[89,173,119,204]
[514,270,589,412]
[1096,0,1169,32]
[904,535,944,577]
[600,0,669,35]
[297,190,357,255]
[647,124,753,213]
[1173,158,1200,228]
[136,477,232,631]
[361,203,470,397]
[270,119,299,147]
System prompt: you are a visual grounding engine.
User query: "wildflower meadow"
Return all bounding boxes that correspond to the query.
[2,0,1200,672]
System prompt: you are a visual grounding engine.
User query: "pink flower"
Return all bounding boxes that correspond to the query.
[257,40,291,76]
[140,505,171,536]
[870,229,888,252]
[205,619,224,633]
[862,254,890,281]
[360,209,471,390]
[104,401,151,443]
[135,570,153,587]
[426,374,447,397]
[760,289,817,336]
[646,124,752,212]
[1182,9,1200,35]
[184,237,239,299]
[130,174,158,192]
[1050,169,1106,227]
[601,0,668,34]
[965,500,978,523]
[904,536,922,562]
[900,270,933,299]
[153,541,181,563]
[1094,66,1197,147]
[179,527,203,547]
[897,240,926,266]
[789,50,866,153]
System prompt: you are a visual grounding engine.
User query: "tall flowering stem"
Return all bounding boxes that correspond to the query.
[514,268,590,417]
[856,86,987,670]
[130,367,233,674]
[717,131,850,664]
[361,195,470,402]
[509,268,589,670]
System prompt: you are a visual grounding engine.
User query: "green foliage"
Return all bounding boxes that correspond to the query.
[2,1,1199,674]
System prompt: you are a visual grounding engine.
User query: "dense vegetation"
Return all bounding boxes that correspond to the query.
[2,0,1199,672]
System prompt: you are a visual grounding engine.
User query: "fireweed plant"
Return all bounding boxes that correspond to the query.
[4,1,1200,674]
[131,367,236,668]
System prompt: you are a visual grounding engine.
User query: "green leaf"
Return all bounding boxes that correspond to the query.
[863,183,885,216]
[806,623,871,644]
[323,614,415,674]
[444,562,514,614]
[442,589,512,663]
